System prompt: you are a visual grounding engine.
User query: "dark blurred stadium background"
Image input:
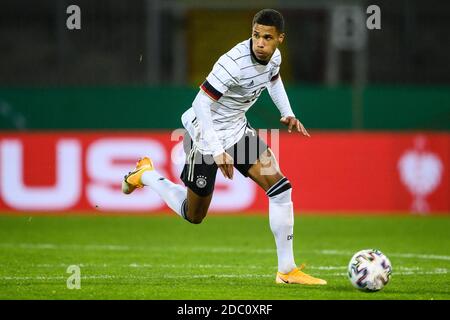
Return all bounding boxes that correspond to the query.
[0,0,448,214]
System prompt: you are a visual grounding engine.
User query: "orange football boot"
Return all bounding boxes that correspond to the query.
[122,157,154,194]
[276,264,327,285]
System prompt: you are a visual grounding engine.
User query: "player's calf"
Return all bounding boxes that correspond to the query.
[266,177,297,274]
[182,188,213,224]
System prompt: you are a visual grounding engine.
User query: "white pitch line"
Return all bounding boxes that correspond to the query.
[0,243,130,251]
[0,263,426,270]
[0,243,271,253]
[0,275,116,281]
[316,250,450,261]
[1,242,449,262]
[392,253,450,261]
[14,264,443,274]
[0,268,447,282]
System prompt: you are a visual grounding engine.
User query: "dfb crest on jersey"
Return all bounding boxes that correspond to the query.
[196,175,207,188]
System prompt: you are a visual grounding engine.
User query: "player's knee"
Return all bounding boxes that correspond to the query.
[189,216,204,224]
[186,208,208,224]
[187,214,205,224]
[266,177,292,204]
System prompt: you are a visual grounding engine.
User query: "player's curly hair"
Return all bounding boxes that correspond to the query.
[252,9,285,33]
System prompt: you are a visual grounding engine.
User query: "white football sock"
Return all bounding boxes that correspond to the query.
[141,170,187,218]
[268,182,297,274]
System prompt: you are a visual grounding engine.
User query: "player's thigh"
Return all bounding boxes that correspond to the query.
[227,125,284,191]
[247,148,284,192]
[229,124,279,188]
[181,161,217,222]
[180,133,218,221]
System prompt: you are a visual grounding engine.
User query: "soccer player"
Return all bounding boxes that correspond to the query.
[122,9,326,285]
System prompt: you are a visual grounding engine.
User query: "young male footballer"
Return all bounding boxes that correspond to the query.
[123,9,326,285]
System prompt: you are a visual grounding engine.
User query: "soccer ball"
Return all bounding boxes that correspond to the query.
[348,249,392,292]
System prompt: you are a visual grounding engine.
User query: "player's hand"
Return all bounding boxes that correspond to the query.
[280,116,311,137]
[213,152,234,179]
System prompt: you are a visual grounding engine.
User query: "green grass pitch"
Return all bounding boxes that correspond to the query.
[0,214,449,300]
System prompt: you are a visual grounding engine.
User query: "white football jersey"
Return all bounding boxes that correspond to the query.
[181,38,281,155]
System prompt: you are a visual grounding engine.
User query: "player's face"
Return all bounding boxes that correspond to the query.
[251,23,285,62]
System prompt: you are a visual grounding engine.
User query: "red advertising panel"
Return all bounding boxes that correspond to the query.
[0,131,448,214]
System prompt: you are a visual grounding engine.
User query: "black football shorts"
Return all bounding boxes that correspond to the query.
[180,123,268,197]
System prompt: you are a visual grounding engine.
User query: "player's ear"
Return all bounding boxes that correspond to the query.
[277,32,285,44]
